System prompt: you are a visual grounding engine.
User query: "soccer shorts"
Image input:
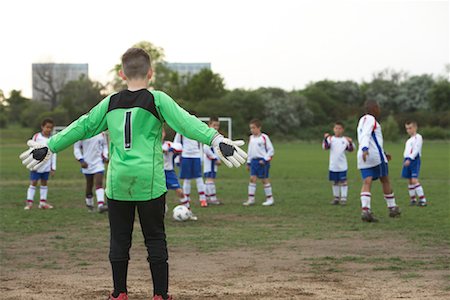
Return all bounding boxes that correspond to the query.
[401,157,421,179]
[165,170,181,190]
[204,171,217,179]
[250,158,270,179]
[360,162,389,180]
[30,171,50,181]
[84,171,104,177]
[329,170,347,182]
[179,157,202,179]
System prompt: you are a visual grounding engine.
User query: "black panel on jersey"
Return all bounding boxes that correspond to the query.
[108,89,161,121]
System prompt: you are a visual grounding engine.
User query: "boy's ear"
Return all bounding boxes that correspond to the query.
[147,69,153,80]
[118,69,127,80]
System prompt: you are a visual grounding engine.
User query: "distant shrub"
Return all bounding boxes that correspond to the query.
[382,115,400,141]
[420,126,450,140]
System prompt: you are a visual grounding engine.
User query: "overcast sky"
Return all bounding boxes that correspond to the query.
[0,0,448,98]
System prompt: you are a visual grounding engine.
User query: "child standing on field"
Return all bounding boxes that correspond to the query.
[322,122,355,205]
[203,117,222,205]
[243,119,275,206]
[402,121,427,207]
[24,118,56,210]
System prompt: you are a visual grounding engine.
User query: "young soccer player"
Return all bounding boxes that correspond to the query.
[162,127,198,220]
[174,123,208,207]
[322,122,354,205]
[357,100,401,222]
[203,117,222,205]
[243,119,275,206]
[402,121,427,207]
[24,118,56,210]
[73,132,109,213]
[19,48,247,300]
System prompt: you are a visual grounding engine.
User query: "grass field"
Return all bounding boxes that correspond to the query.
[1,127,449,299]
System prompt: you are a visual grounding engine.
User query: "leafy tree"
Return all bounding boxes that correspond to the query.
[382,115,400,141]
[5,90,30,124]
[428,79,450,111]
[394,75,434,112]
[184,69,226,102]
[20,101,50,128]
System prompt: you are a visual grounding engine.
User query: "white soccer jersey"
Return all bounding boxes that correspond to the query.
[322,136,354,172]
[357,114,388,169]
[32,132,56,173]
[247,133,275,163]
[162,141,182,171]
[203,145,219,173]
[73,133,108,175]
[174,133,202,158]
[403,133,423,160]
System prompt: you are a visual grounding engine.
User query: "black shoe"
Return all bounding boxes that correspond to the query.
[361,209,378,222]
[418,201,427,207]
[389,206,401,218]
[409,200,417,206]
[86,204,95,212]
[340,200,347,206]
[330,199,340,205]
[98,205,108,213]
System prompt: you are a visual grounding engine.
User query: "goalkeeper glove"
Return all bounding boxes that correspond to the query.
[211,134,247,168]
[19,140,53,171]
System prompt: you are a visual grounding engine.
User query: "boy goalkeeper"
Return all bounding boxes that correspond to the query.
[19,48,247,300]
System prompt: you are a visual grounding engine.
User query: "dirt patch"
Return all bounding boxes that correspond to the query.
[1,234,449,299]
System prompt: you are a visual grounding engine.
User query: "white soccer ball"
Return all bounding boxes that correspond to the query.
[172,205,191,222]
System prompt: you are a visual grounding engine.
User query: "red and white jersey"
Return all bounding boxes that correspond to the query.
[403,133,423,160]
[73,133,108,174]
[162,141,182,171]
[203,145,219,173]
[31,132,57,173]
[247,133,274,163]
[174,133,202,158]
[322,136,354,172]
[357,114,387,169]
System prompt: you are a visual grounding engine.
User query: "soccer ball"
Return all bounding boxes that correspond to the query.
[172,205,191,221]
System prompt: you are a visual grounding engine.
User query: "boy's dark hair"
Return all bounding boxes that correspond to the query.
[41,118,54,127]
[209,116,219,124]
[405,120,417,126]
[364,99,379,113]
[249,119,262,128]
[121,48,151,80]
[334,121,344,128]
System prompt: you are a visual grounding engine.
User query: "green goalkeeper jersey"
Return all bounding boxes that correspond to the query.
[47,89,217,201]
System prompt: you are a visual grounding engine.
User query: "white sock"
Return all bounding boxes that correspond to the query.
[360,192,371,209]
[384,193,397,208]
[40,186,48,202]
[27,185,36,202]
[183,180,191,201]
[408,184,416,201]
[85,196,94,207]
[205,182,211,199]
[264,184,274,201]
[340,184,348,201]
[196,177,206,201]
[96,187,105,207]
[207,182,217,201]
[332,184,340,200]
[248,183,256,201]
[415,184,426,202]
[180,198,190,208]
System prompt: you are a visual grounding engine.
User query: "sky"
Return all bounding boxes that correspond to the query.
[0,0,448,98]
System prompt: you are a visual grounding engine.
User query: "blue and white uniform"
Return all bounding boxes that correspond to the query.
[162,141,183,189]
[73,133,108,175]
[203,145,218,178]
[401,133,423,179]
[174,133,202,179]
[323,136,354,181]
[30,132,57,181]
[357,114,388,180]
[247,133,274,179]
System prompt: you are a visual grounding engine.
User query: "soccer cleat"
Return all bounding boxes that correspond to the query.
[200,200,208,207]
[98,205,109,213]
[409,200,417,206]
[418,201,427,207]
[24,202,33,210]
[340,200,347,206]
[388,206,401,218]
[108,292,128,300]
[153,295,173,300]
[262,199,274,206]
[188,211,198,221]
[330,199,340,205]
[243,200,255,206]
[86,204,95,212]
[39,202,53,209]
[207,199,222,205]
[361,209,378,222]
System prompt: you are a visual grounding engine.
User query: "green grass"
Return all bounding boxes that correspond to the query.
[0,128,449,269]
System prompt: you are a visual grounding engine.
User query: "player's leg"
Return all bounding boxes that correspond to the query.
[195,177,207,207]
[25,175,38,210]
[360,176,377,222]
[182,179,191,204]
[137,194,170,299]
[411,178,427,207]
[331,179,340,205]
[94,172,107,213]
[262,178,274,206]
[108,198,136,299]
[380,175,401,217]
[244,175,257,206]
[408,178,417,206]
[85,174,95,211]
[206,177,220,205]
[38,173,53,209]
[339,180,348,205]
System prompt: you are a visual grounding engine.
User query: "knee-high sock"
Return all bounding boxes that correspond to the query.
[360,192,371,209]
[195,177,206,201]
[86,194,94,206]
[205,182,211,199]
[111,260,128,296]
[183,180,191,201]
[96,187,105,206]
[408,184,416,201]
[27,185,36,202]
[206,182,217,201]
[332,184,340,200]
[264,184,273,201]
[414,184,426,202]
[340,184,348,201]
[40,186,48,202]
[248,183,256,201]
[384,193,397,208]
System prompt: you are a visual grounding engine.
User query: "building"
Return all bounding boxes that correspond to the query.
[32,63,88,104]
[166,62,211,76]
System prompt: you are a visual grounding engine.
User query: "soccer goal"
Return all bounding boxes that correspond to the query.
[198,117,233,139]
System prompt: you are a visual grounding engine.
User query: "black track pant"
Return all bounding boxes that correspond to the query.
[108,194,168,297]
